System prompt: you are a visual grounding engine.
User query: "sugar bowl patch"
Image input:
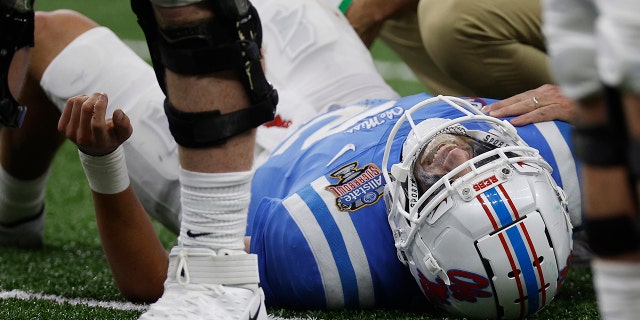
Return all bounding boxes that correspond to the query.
[326,162,385,212]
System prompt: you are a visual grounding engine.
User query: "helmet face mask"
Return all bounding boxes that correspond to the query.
[411,130,515,199]
[382,96,573,319]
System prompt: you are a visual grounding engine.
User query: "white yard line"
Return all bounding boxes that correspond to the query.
[0,289,317,319]
[0,289,148,312]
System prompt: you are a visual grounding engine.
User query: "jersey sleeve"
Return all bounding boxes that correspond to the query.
[249,180,422,310]
[249,196,329,308]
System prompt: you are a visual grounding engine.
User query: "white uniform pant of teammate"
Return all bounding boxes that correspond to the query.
[40,0,399,233]
[543,0,640,99]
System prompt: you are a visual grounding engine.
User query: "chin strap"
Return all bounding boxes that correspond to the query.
[415,234,451,285]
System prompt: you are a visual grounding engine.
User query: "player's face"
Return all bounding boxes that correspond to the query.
[413,133,475,192]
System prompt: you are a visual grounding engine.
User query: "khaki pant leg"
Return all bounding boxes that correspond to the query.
[379,10,472,96]
[381,0,551,99]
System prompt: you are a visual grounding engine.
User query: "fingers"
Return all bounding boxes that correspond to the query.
[485,96,545,126]
[481,91,526,114]
[58,93,131,156]
[111,109,133,144]
[482,90,537,118]
[84,93,109,145]
[58,94,88,141]
[480,84,575,126]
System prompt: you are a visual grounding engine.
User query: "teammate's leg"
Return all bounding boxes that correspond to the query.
[581,0,640,317]
[0,10,98,248]
[133,0,271,318]
[544,0,640,318]
[587,94,640,320]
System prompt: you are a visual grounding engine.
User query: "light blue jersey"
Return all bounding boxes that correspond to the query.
[247,93,579,309]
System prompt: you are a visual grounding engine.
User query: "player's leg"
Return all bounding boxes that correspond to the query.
[0,10,98,248]
[132,0,273,318]
[545,0,640,318]
[625,95,640,205]
[588,93,640,320]
[418,0,550,99]
[256,0,398,109]
[587,0,640,316]
[32,10,183,234]
[577,92,640,320]
[378,8,471,96]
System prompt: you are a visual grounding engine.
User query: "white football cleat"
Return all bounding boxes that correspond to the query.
[0,210,44,249]
[139,246,267,320]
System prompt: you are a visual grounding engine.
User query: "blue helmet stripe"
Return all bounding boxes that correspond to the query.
[485,187,540,314]
[505,226,540,314]
[484,188,514,225]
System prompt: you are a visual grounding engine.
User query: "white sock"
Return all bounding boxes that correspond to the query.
[178,168,253,251]
[592,258,640,320]
[0,166,48,224]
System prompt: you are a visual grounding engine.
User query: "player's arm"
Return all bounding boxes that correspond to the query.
[57,93,168,303]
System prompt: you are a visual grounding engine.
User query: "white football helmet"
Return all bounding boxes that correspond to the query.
[382,96,573,319]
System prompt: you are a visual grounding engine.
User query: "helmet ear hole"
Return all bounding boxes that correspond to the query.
[533,256,544,267]
[514,283,551,304]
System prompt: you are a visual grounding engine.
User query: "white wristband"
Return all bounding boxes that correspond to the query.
[78,146,130,194]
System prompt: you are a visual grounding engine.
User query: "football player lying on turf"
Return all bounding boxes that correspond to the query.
[4,1,579,319]
[243,93,578,319]
[59,91,578,318]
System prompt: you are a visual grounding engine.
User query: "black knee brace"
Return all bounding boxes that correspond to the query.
[573,85,640,183]
[131,0,277,148]
[585,215,640,256]
[572,85,627,167]
[0,0,34,128]
[630,138,640,180]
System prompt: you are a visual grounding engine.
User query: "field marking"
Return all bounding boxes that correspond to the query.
[122,39,418,83]
[0,289,317,319]
[0,289,148,312]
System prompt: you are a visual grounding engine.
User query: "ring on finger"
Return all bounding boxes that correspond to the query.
[532,96,540,109]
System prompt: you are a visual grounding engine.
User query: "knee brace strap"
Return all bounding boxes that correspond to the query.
[585,215,640,257]
[132,0,272,101]
[164,89,277,148]
[573,125,627,166]
[131,0,277,147]
[0,0,33,128]
[630,138,640,180]
[573,85,627,166]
